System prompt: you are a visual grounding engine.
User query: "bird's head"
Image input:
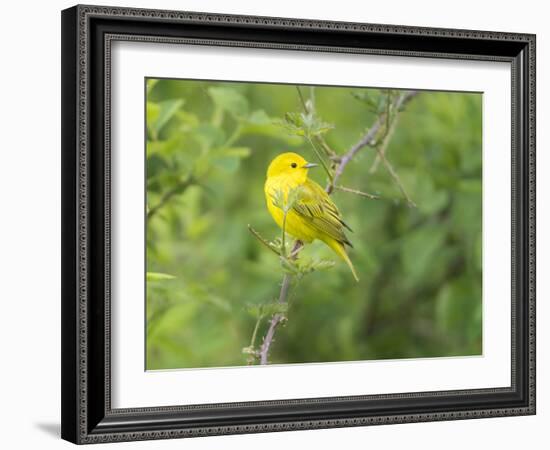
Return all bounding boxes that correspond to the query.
[266,152,318,182]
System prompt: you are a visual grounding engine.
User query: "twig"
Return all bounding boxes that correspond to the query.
[258,197,301,364]
[296,86,308,112]
[249,314,262,350]
[302,96,339,159]
[377,150,417,207]
[281,210,288,257]
[244,307,264,364]
[335,185,379,199]
[309,86,316,110]
[259,313,284,365]
[327,122,381,194]
[290,241,304,258]
[225,124,243,147]
[147,176,194,219]
[327,90,417,194]
[317,137,338,158]
[371,92,417,207]
[306,135,334,182]
[296,86,336,175]
[369,98,400,174]
[259,240,302,365]
[248,225,281,256]
[301,88,337,159]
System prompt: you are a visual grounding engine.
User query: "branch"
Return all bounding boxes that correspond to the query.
[327,123,380,194]
[327,90,417,195]
[296,86,308,112]
[306,135,334,182]
[259,240,302,365]
[369,97,400,174]
[377,150,416,207]
[296,86,338,166]
[243,305,265,364]
[334,185,379,199]
[248,225,281,256]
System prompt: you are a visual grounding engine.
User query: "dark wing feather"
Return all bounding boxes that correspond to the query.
[292,179,353,247]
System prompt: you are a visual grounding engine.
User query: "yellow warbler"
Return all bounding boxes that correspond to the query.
[264,152,359,281]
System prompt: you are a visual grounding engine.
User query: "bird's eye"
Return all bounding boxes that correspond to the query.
[291,162,297,168]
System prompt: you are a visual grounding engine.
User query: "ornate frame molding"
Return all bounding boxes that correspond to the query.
[61,5,536,444]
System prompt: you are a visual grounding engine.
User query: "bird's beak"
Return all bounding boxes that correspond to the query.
[302,162,318,169]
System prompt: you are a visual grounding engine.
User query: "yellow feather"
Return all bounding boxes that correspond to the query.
[264,152,359,282]
[323,237,359,282]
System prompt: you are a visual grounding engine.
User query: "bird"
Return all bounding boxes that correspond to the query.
[264,152,359,281]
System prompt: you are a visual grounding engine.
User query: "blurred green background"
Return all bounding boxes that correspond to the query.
[145,78,482,370]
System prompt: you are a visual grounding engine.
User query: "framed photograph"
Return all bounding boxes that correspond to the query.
[61,4,536,444]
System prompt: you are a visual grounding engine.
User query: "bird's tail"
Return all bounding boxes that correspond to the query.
[325,238,359,282]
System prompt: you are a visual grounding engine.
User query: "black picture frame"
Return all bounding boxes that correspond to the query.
[61,4,536,444]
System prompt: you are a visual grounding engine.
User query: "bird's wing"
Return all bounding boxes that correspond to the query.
[292,179,353,246]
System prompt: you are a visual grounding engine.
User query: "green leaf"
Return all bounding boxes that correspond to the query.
[302,113,334,136]
[212,147,252,173]
[241,110,303,145]
[146,79,159,95]
[145,153,170,184]
[351,90,382,112]
[223,147,251,158]
[436,277,482,342]
[401,225,446,282]
[271,189,285,210]
[278,112,334,137]
[247,109,271,125]
[280,257,300,275]
[310,259,336,272]
[460,145,482,173]
[175,110,200,129]
[409,176,449,215]
[271,186,304,212]
[194,124,226,150]
[457,179,482,194]
[148,302,197,339]
[262,302,289,316]
[245,304,264,318]
[146,136,184,158]
[246,301,287,318]
[208,87,249,118]
[148,99,184,137]
[449,191,482,238]
[286,186,305,211]
[213,156,239,173]
[295,257,335,275]
[147,272,176,282]
[146,102,160,128]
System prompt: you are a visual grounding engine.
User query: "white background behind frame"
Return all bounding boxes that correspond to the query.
[111,41,511,409]
[2,0,546,448]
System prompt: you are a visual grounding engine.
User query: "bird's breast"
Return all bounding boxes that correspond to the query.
[264,176,315,243]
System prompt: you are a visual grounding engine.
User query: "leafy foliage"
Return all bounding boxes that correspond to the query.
[145,79,482,369]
